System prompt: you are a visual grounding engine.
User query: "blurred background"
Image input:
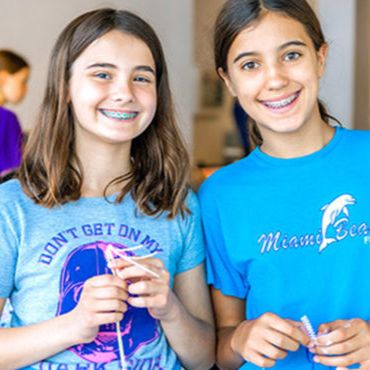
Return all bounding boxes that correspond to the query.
[0,0,369,173]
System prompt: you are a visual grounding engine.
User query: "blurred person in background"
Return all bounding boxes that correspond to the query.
[0,49,30,177]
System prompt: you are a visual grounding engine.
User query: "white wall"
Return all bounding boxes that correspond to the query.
[317,0,356,127]
[0,0,195,144]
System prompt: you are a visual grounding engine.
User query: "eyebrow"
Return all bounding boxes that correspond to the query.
[233,40,307,64]
[86,63,156,75]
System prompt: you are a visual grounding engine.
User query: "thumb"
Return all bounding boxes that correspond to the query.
[317,319,346,336]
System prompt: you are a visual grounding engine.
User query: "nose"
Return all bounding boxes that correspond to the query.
[110,78,135,103]
[265,63,289,91]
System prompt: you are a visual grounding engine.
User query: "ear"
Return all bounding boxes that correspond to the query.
[218,67,237,97]
[317,43,328,78]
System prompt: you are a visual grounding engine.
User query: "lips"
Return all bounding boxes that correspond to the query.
[260,90,301,110]
[99,109,138,121]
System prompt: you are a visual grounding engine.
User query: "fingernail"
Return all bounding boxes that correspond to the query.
[313,356,320,363]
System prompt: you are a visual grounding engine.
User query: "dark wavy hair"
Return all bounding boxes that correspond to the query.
[214,0,339,149]
[19,9,190,218]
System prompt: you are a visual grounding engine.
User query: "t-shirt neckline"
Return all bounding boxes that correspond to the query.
[252,126,343,166]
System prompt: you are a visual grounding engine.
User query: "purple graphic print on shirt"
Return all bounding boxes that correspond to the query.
[56,241,159,363]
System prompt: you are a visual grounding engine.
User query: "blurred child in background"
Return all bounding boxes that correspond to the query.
[0,49,30,176]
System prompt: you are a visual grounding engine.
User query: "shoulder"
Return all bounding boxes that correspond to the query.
[337,127,370,150]
[0,179,28,207]
[184,189,200,213]
[198,154,256,200]
[0,106,19,122]
[339,127,370,139]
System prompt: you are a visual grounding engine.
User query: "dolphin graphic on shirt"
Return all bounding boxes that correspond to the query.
[319,194,356,253]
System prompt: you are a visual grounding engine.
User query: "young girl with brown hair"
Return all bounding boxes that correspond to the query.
[0,9,214,370]
[199,0,370,369]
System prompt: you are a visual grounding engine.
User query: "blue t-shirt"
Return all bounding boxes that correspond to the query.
[199,127,370,370]
[0,180,205,370]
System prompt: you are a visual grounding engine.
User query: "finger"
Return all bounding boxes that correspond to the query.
[261,341,288,360]
[133,257,164,269]
[263,314,309,346]
[109,257,164,270]
[117,264,166,281]
[287,319,305,327]
[93,312,124,326]
[91,299,128,314]
[312,334,361,356]
[314,348,366,367]
[267,329,300,352]
[317,320,346,336]
[316,320,358,346]
[86,274,127,289]
[84,285,128,301]
[128,294,170,309]
[239,346,277,368]
[128,295,150,308]
[250,350,276,368]
[128,280,167,296]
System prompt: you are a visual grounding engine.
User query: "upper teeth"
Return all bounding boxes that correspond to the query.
[264,93,297,109]
[101,110,137,120]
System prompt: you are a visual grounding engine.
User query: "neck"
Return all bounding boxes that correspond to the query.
[260,119,335,159]
[77,140,132,198]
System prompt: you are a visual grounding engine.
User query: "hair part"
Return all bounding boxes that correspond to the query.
[0,50,29,74]
[19,8,190,218]
[214,0,339,148]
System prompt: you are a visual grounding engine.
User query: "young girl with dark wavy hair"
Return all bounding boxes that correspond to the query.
[199,0,370,369]
[0,9,214,370]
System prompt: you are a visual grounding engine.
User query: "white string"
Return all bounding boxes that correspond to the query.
[104,244,161,369]
[104,247,127,370]
[119,253,160,278]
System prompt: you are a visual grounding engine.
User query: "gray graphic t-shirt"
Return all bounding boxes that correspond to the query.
[0,180,204,370]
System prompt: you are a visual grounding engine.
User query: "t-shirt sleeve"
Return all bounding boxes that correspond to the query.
[199,181,248,299]
[0,202,18,298]
[176,191,205,274]
[1,110,23,172]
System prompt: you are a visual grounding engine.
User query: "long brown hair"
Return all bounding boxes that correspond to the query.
[19,9,190,218]
[214,0,339,149]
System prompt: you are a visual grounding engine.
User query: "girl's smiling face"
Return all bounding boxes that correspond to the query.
[220,11,327,141]
[69,30,157,148]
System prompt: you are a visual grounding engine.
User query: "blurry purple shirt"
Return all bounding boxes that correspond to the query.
[0,106,23,175]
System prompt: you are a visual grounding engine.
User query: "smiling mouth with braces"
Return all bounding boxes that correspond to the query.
[262,91,300,109]
[100,109,138,120]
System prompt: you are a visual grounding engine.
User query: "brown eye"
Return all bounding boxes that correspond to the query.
[134,75,152,83]
[242,61,260,70]
[95,72,111,80]
[284,51,302,62]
